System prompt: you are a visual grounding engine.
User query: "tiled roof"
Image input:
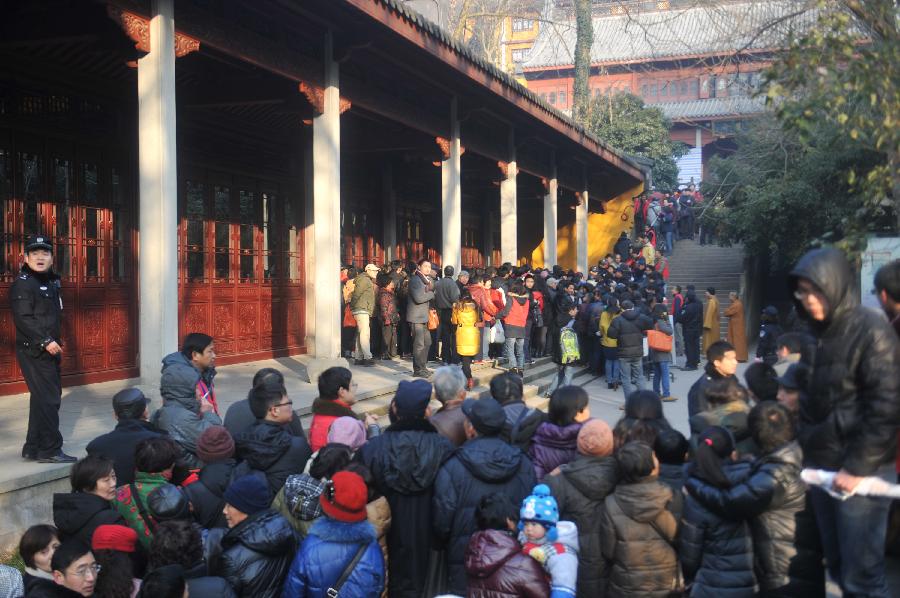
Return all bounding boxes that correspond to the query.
[524,0,819,69]
[363,0,645,175]
[658,96,767,120]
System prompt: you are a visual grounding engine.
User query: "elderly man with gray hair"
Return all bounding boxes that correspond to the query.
[429,366,468,446]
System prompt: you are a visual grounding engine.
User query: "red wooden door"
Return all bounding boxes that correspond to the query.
[178,170,305,365]
[0,128,138,394]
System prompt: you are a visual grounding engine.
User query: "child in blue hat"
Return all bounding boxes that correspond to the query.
[519,484,579,597]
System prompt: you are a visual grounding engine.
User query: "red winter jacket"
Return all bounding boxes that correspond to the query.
[469,284,498,326]
[498,294,530,339]
[465,529,550,598]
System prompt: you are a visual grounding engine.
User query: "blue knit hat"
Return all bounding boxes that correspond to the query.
[224,474,270,516]
[519,484,559,540]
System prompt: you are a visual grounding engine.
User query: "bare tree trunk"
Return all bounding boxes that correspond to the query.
[572,0,592,123]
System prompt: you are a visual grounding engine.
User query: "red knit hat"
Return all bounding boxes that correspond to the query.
[91,524,138,553]
[319,471,368,523]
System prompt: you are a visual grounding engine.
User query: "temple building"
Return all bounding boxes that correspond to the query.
[0,0,645,394]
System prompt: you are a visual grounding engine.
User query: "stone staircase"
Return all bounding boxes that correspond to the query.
[666,239,745,339]
[297,356,597,427]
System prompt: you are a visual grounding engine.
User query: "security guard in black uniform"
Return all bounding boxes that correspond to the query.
[11,234,75,463]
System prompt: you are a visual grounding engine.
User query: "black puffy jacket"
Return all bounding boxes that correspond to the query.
[184,459,239,528]
[358,418,454,598]
[789,248,900,475]
[235,420,311,496]
[606,309,653,358]
[206,509,297,598]
[543,455,619,597]
[433,436,536,595]
[680,462,756,598]
[52,492,124,546]
[685,442,824,597]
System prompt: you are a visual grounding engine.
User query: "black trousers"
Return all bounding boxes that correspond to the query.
[438,308,456,364]
[17,348,63,458]
[684,329,701,368]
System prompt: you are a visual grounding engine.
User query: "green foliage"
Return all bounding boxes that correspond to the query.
[584,92,688,191]
[703,116,882,268]
[764,0,899,232]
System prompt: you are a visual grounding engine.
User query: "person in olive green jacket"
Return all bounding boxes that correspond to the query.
[350,263,379,365]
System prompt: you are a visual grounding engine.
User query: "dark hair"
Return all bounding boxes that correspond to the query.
[613,418,659,450]
[489,372,523,405]
[248,379,288,419]
[691,426,735,489]
[376,272,391,287]
[252,367,284,387]
[621,299,634,311]
[706,340,735,364]
[19,525,59,569]
[673,285,682,293]
[510,280,526,295]
[704,377,748,407]
[874,259,900,301]
[707,287,716,295]
[617,441,656,483]
[548,386,589,426]
[341,461,379,502]
[748,401,795,454]
[148,520,203,570]
[475,493,518,531]
[318,367,352,400]
[134,437,180,473]
[654,429,689,465]
[744,362,778,403]
[444,265,454,277]
[497,265,509,277]
[624,390,665,421]
[309,443,354,480]
[775,332,807,355]
[94,549,136,598]
[180,333,213,360]
[70,455,115,493]
[137,565,186,598]
[417,258,430,267]
[51,539,90,573]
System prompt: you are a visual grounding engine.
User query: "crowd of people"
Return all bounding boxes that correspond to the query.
[4,230,900,598]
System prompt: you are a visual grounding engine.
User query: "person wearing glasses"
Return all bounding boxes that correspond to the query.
[789,247,900,598]
[27,539,99,597]
[233,378,311,496]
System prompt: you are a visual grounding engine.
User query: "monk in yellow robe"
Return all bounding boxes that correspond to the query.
[702,287,721,352]
[724,291,749,362]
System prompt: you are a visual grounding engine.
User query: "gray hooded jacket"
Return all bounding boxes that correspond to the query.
[152,351,222,468]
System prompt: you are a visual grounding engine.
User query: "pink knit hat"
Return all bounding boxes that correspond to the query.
[577,419,614,457]
[327,416,367,451]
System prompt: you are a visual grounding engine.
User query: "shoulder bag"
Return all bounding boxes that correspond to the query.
[327,543,369,598]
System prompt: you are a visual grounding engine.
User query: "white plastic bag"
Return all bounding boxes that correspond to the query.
[489,320,505,344]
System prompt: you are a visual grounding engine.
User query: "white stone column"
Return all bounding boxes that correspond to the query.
[312,32,342,358]
[499,131,517,265]
[441,97,461,272]
[543,156,558,267]
[576,171,588,274]
[138,0,179,391]
[382,161,396,263]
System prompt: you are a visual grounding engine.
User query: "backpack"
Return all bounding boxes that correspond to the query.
[560,327,581,364]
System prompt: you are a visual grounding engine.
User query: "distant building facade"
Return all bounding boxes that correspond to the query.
[516,0,815,183]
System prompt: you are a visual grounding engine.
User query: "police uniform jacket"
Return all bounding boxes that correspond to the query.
[10,266,62,356]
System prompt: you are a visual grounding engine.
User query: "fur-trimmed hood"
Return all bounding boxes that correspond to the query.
[308,517,377,545]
